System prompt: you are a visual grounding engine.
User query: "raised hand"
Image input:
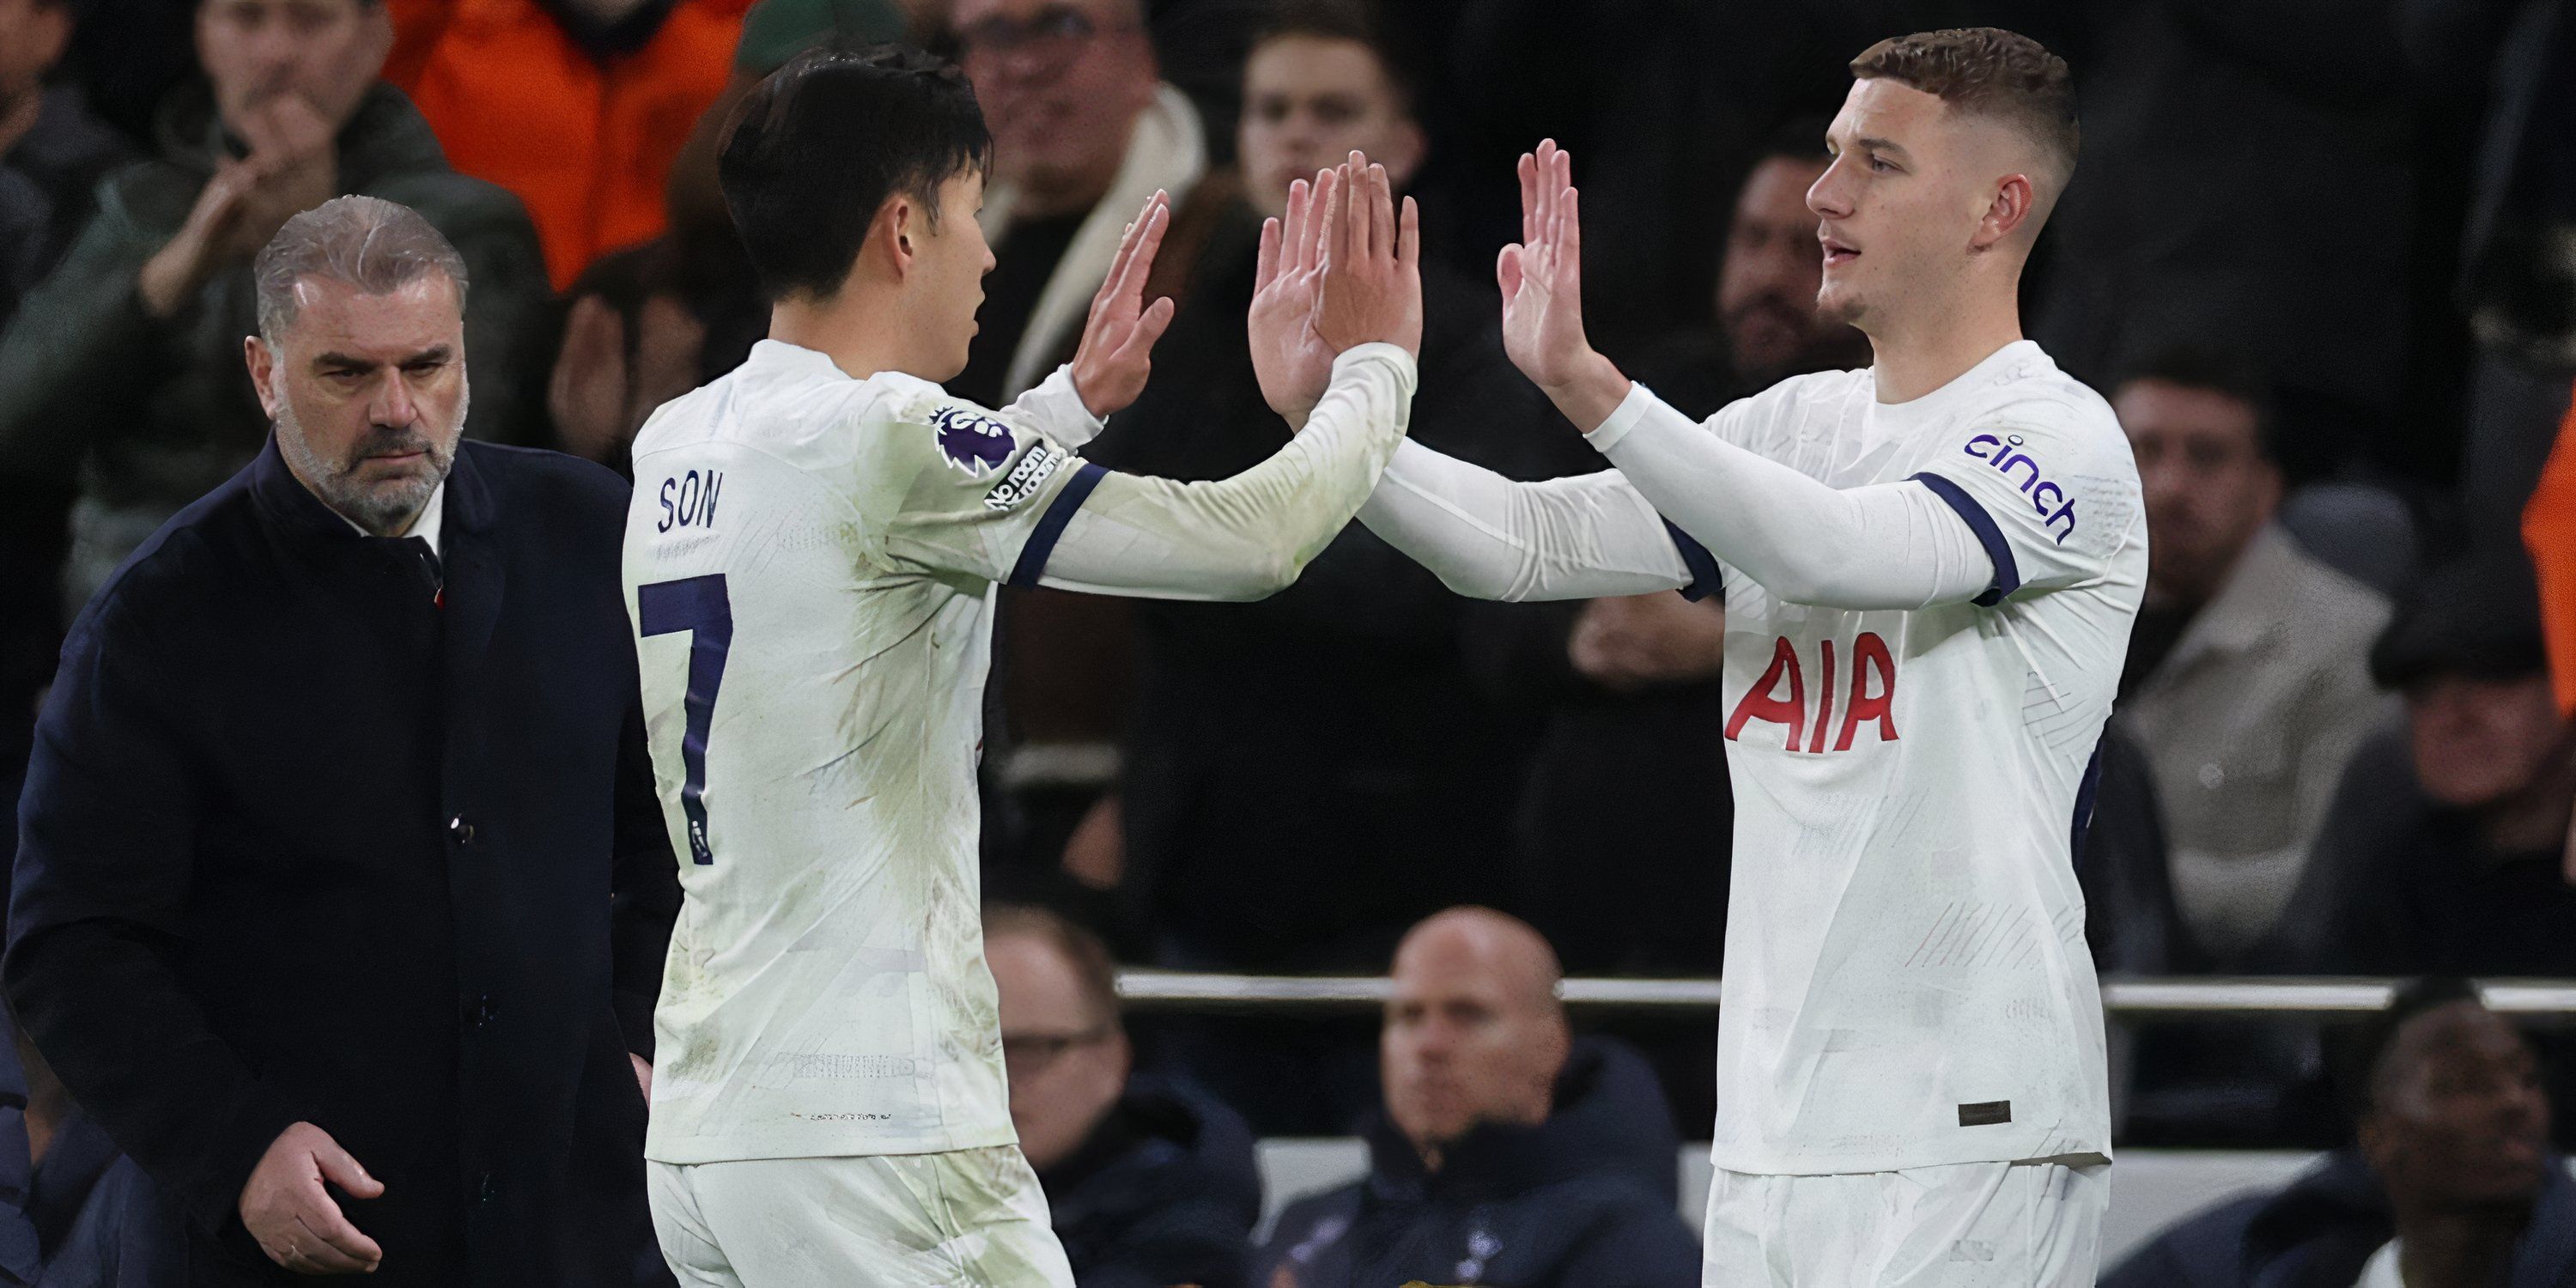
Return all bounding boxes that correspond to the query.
[1248,167,1338,425]
[1314,152,1422,358]
[1498,140,1627,428]
[1068,190,1178,418]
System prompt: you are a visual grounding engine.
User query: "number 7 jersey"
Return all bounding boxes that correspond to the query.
[620,339,1101,1164]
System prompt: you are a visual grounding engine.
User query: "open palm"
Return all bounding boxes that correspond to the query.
[1249,168,1339,426]
[1498,140,1596,391]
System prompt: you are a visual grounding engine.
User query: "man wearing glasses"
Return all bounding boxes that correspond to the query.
[984,905,1261,1288]
[947,0,1206,408]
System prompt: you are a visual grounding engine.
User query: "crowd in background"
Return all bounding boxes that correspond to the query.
[0,0,2573,1282]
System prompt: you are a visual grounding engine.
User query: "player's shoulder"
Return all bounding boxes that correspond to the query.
[1963,345,2133,475]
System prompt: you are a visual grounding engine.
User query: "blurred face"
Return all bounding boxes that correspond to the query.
[1381,921,1568,1164]
[2116,379,2280,607]
[988,932,1127,1174]
[2360,1003,2550,1212]
[1238,35,1425,220]
[953,0,1155,209]
[1808,77,2026,337]
[2406,674,2568,810]
[908,168,999,379]
[197,0,389,137]
[248,272,468,536]
[0,0,71,110]
[1717,153,1852,381]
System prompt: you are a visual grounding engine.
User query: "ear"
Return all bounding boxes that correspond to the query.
[29,2,71,71]
[1382,118,1430,192]
[1973,173,2036,250]
[245,335,281,419]
[876,196,918,283]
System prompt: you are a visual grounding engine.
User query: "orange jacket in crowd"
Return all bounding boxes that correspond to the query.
[386,0,753,290]
[2529,386,2576,719]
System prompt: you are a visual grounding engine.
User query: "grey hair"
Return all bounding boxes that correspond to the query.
[253,195,469,343]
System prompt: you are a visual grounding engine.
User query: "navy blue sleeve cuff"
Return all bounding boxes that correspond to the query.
[1662,519,1722,603]
[1908,471,2020,607]
[1007,462,1109,587]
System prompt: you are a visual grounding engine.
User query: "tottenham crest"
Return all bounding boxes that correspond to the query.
[933,405,1014,476]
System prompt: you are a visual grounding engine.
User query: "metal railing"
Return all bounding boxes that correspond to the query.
[1114,971,2576,1018]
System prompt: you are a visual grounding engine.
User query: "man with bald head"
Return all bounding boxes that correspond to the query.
[1255,908,1699,1288]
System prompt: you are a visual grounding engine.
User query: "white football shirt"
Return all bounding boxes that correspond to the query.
[1593,340,2146,1175]
[622,340,1102,1164]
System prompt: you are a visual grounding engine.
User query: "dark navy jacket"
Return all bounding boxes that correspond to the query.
[2105,1148,2576,1288]
[6,439,678,1286]
[1252,1039,1698,1288]
[1044,1077,1261,1288]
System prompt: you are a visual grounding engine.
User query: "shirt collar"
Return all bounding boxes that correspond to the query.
[330,478,447,556]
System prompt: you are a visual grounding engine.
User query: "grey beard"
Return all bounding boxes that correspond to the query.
[274,382,469,537]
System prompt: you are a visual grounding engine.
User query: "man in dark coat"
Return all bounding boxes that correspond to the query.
[4,194,677,1285]
[1254,909,1699,1288]
[986,904,1261,1288]
[2105,978,2576,1288]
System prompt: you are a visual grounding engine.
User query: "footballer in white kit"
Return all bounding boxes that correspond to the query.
[1351,30,2141,1288]
[618,46,1428,1288]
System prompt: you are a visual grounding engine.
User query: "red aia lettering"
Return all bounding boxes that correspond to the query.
[1723,632,1899,752]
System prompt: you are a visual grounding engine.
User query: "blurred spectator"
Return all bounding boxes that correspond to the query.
[2267,553,2576,976]
[2400,0,2576,550]
[2531,392,2576,720]
[1253,908,1698,1288]
[0,0,550,615]
[5,1006,185,1284]
[383,0,752,289]
[2104,978,2571,1288]
[663,0,911,246]
[949,0,1206,406]
[1082,0,1567,970]
[1514,114,1869,982]
[2027,0,2425,483]
[1072,1,1577,1128]
[0,0,130,872]
[0,0,130,330]
[2114,345,2395,968]
[984,905,1259,1288]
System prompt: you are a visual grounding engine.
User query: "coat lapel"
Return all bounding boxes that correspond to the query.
[438,445,506,771]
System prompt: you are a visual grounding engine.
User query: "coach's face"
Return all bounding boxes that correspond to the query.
[246,271,468,537]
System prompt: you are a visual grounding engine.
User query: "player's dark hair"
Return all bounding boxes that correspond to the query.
[2114,343,2281,464]
[719,42,992,303]
[983,903,1123,1030]
[1850,28,2078,188]
[1250,0,1415,115]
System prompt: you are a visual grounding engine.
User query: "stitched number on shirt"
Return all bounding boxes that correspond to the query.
[638,574,732,865]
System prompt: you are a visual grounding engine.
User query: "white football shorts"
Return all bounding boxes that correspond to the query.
[647,1145,1076,1287]
[1701,1156,2108,1286]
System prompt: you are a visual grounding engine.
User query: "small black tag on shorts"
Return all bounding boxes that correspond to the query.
[1958,1100,2013,1127]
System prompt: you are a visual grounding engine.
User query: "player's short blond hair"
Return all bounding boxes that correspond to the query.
[1850,27,2079,188]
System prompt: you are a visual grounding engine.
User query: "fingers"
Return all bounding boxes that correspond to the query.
[1497,243,1523,299]
[1306,167,1336,273]
[1096,191,1167,320]
[1399,195,1420,274]
[1116,295,1176,362]
[1518,151,1538,246]
[1550,147,1576,248]
[291,1208,383,1273]
[1559,183,1583,289]
[1255,216,1282,293]
[313,1136,385,1200]
[1321,164,1349,271]
[1367,162,1394,263]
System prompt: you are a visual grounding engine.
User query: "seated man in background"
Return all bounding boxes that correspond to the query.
[2267,552,2576,977]
[2114,344,2392,969]
[985,905,1259,1288]
[1254,908,1699,1288]
[2104,977,2572,1287]
[0,0,550,614]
